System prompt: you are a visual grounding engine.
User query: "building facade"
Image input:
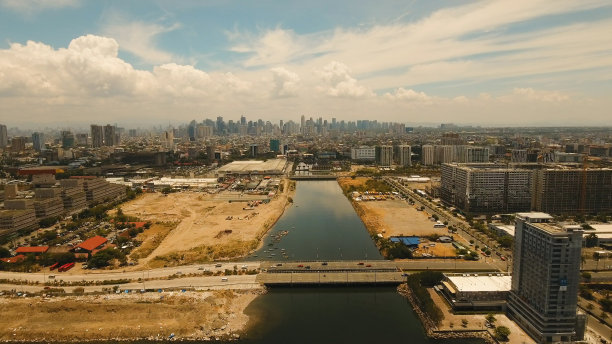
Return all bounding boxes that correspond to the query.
[375,145,393,167]
[350,146,375,161]
[508,212,584,343]
[394,145,411,167]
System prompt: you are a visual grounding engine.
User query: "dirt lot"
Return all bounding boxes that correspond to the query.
[119,181,293,267]
[0,290,261,341]
[358,199,444,238]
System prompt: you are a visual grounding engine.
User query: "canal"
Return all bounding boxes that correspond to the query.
[246,180,381,261]
[238,181,481,344]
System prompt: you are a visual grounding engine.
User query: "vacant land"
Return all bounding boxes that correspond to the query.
[360,200,443,237]
[119,180,293,267]
[0,290,261,341]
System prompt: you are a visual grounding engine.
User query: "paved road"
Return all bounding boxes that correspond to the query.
[0,274,260,293]
[0,262,261,284]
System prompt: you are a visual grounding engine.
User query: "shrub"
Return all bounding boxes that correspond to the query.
[494,326,511,341]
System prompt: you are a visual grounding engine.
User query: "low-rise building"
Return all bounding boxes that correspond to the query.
[440,273,512,311]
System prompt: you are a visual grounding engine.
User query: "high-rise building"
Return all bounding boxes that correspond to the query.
[250,144,258,157]
[508,212,585,343]
[440,163,532,214]
[0,124,7,148]
[61,131,75,148]
[76,133,88,146]
[270,139,281,153]
[375,145,393,167]
[32,132,45,152]
[394,145,411,167]
[421,145,434,166]
[532,168,612,214]
[103,124,116,146]
[11,137,26,152]
[91,125,104,148]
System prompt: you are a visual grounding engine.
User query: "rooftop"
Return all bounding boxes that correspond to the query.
[77,235,108,251]
[447,274,511,292]
[217,159,286,173]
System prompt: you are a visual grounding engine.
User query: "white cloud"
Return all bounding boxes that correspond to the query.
[317,61,374,98]
[101,11,180,65]
[270,67,300,98]
[384,88,431,103]
[0,0,78,13]
[0,29,610,127]
[511,88,570,102]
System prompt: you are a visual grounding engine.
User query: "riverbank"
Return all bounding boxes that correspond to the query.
[0,289,264,341]
[116,179,295,268]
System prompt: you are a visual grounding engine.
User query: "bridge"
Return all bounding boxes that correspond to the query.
[257,260,404,285]
[290,174,338,180]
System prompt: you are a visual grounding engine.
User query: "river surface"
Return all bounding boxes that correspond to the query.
[246,180,382,261]
[237,181,481,344]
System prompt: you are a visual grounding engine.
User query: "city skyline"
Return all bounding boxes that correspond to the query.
[1,1,612,128]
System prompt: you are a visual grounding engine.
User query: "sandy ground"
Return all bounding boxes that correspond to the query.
[359,199,444,237]
[0,290,262,341]
[428,289,535,344]
[119,180,293,267]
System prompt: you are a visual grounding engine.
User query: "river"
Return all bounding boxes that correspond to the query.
[238,181,481,344]
[246,180,381,261]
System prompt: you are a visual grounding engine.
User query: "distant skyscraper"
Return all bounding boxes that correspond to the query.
[103,124,116,146]
[270,139,281,153]
[0,124,7,148]
[91,125,104,148]
[31,132,45,152]
[421,145,434,166]
[508,212,585,343]
[76,133,88,146]
[61,131,75,148]
[240,116,246,125]
[375,145,393,167]
[394,145,411,167]
[250,144,258,157]
[11,136,26,152]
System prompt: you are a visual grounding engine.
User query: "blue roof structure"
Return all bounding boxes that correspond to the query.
[389,236,420,246]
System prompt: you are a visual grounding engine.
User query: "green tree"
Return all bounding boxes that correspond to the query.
[0,247,10,258]
[485,313,497,325]
[494,326,511,341]
[585,233,598,248]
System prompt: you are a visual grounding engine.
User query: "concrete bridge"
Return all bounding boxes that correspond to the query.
[257,260,404,285]
[289,174,338,180]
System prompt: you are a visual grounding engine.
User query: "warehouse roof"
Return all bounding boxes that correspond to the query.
[217,159,286,174]
[447,274,511,292]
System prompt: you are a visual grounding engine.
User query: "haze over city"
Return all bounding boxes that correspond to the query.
[1,0,611,128]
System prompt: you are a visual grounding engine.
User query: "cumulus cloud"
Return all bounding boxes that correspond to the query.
[0,34,254,101]
[384,88,431,103]
[317,61,374,98]
[101,11,180,65]
[270,67,300,98]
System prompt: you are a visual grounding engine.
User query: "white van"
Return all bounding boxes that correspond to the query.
[221,277,228,282]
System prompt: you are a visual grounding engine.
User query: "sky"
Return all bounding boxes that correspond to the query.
[0,0,611,129]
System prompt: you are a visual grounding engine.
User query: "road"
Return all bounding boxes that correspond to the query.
[0,261,261,284]
[0,274,260,293]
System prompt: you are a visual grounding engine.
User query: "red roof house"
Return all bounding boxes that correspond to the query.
[76,236,108,252]
[1,254,25,263]
[16,246,49,254]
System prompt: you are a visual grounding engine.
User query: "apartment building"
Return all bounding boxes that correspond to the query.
[440,163,532,214]
[394,145,411,167]
[532,168,612,214]
[350,146,376,161]
[375,145,393,167]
